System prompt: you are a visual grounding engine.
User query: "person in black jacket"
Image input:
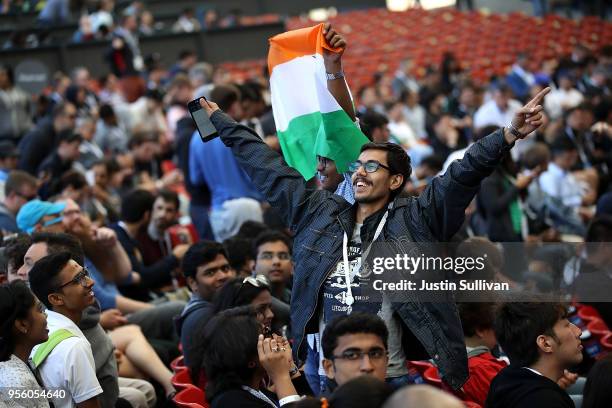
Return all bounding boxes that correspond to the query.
[486,302,583,408]
[197,77,551,391]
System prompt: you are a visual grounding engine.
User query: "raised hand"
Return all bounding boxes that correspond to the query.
[322,22,346,70]
[199,98,220,117]
[510,87,551,138]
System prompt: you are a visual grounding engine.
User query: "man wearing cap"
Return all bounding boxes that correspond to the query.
[16,199,67,234]
[0,170,38,233]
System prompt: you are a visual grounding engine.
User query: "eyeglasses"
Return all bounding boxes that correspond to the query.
[348,160,391,173]
[56,268,90,290]
[257,252,291,261]
[332,348,387,362]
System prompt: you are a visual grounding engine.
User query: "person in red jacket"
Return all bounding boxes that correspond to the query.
[458,302,508,406]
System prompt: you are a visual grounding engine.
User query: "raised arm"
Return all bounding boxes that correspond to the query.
[200,99,321,230]
[322,23,355,122]
[417,87,550,241]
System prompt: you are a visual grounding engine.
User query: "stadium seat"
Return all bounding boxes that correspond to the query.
[423,366,442,387]
[586,319,610,340]
[408,360,435,375]
[464,402,482,408]
[173,385,207,408]
[172,367,193,390]
[171,355,186,372]
[577,304,603,323]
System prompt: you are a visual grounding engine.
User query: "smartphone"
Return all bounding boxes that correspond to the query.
[188,97,218,142]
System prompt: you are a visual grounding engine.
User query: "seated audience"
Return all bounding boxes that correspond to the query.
[0,280,51,408]
[28,251,104,407]
[486,302,583,408]
[582,354,612,408]
[202,308,304,407]
[253,231,293,303]
[176,241,235,367]
[321,313,388,393]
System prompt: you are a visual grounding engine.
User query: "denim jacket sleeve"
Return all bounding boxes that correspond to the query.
[210,110,318,230]
[415,128,513,241]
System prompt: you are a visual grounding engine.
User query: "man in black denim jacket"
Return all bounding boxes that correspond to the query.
[196,79,549,390]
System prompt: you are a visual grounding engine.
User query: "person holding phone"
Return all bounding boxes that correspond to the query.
[195,22,549,392]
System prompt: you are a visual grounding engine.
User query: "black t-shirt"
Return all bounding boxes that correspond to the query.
[485,366,575,408]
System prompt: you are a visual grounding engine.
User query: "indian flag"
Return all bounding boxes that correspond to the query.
[268,23,369,179]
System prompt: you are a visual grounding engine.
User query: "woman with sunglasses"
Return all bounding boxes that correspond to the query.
[202,307,304,408]
[0,281,51,408]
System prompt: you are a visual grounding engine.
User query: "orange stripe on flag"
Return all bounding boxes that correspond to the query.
[268,23,343,75]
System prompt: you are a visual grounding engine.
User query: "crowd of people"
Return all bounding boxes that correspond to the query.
[0,3,611,408]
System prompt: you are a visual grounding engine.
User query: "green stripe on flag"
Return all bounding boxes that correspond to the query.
[277,109,369,179]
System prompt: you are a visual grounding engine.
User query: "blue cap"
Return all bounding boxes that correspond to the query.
[17,200,66,233]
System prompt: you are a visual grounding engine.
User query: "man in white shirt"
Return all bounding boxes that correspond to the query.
[474,84,522,130]
[29,251,103,408]
[544,74,584,120]
[539,136,586,208]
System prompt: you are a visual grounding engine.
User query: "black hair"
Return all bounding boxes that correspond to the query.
[322,313,388,359]
[522,142,551,170]
[128,131,158,149]
[237,221,269,240]
[212,277,270,314]
[238,82,263,103]
[458,302,497,337]
[99,104,116,121]
[419,155,444,174]
[28,251,73,310]
[59,170,88,192]
[329,376,392,408]
[57,130,83,145]
[31,232,85,266]
[182,241,228,280]
[210,85,241,111]
[52,102,74,119]
[0,64,14,85]
[120,189,155,223]
[0,281,37,361]
[585,215,612,257]
[4,170,37,198]
[156,189,180,211]
[583,354,612,408]
[550,135,577,156]
[253,231,292,258]
[359,142,412,198]
[3,234,32,273]
[358,110,389,141]
[202,307,261,400]
[494,302,567,367]
[179,49,196,60]
[223,236,254,273]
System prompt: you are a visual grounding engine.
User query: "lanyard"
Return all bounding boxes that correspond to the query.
[242,386,278,408]
[342,210,389,312]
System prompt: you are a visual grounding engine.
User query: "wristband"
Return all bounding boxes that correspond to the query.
[289,365,299,377]
[279,395,302,406]
[326,71,345,80]
[507,123,527,139]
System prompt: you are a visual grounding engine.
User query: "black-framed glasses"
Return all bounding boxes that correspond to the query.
[332,348,387,362]
[56,268,90,290]
[15,191,38,201]
[317,156,330,168]
[348,160,391,173]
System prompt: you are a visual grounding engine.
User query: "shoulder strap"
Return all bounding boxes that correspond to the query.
[32,329,77,367]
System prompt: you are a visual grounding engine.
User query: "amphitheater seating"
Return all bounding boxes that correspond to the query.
[220,7,612,91]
